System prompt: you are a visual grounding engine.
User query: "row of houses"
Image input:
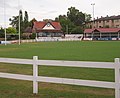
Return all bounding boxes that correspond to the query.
[86,15,120,28]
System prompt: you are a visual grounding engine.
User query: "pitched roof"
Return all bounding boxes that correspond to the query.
[97,28,120,33]
[51,22,62,30]
[86,15,120,23]
[33,21,62,30]
[84,28,120,33]
[33,22,46,30]
[84,29,94,33]
[95,15,120,21]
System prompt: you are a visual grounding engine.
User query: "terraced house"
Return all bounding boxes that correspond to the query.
[86,15,120,28]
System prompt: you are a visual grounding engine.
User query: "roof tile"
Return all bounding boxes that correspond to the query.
[33,21,62,30]
[84,28,120,33]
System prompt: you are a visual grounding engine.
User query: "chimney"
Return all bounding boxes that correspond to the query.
[106,15,109,17]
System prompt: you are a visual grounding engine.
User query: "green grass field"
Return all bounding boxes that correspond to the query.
[0,41,120,98]
[0,41,120,61]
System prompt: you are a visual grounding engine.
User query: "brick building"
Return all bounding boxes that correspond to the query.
[86,15,120,28]
[32,21,63,37]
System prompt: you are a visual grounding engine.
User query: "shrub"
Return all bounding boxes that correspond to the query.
[30,33,36,39]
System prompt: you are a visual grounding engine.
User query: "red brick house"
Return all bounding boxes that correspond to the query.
[32,21,63,37]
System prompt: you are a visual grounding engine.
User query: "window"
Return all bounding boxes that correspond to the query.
[47,23,50,27]
[106,20,109,22]
[116,25,119,28]
[115,19,119,22]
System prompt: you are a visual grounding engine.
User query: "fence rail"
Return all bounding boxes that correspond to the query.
[0,56,120,98]
[0,57,115,68]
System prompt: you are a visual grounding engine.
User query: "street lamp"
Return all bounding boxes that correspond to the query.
[91,3,95,40]
[91,3,95,21]
[4,0,7,45]
[18,10,21,45]
[18,0,21,45]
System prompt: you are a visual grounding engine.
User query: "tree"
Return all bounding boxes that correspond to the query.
[19,10,24,33]
[6,27,17,34]
[9,10,27,34]
[67,7,85,26]
[55,15,68,32]
[9,16,19,31]
[0,27,5,38]
[24,11,29,30]
[55,15,75,34]
[30,33,36,39]
[84,13,92,22]
[29,18,37,28]
[71,26,83,34]
[55,7,92,34]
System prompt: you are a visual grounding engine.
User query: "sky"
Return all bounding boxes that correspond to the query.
[0,0,120,27]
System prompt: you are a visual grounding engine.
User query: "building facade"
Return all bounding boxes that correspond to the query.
[86,15,120,29]
[84,28,120,40]
[32,21,63,37]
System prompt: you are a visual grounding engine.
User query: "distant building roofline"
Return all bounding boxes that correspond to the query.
[84,28,120,33]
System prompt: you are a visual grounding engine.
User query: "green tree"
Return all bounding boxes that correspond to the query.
[84,13,92,22]
[67,7,85,26]
[19,10,24,33]
[71,26,83,34]
[0,27,5,38]
[55,7,92,34]
[29,18,37,28]
[9,10,26,34]
[56,15,68,33]
[30,33,36,39]
[9,16,19,31]
[24,11,29,30]
[6,27,17,34]
[55,15,75,34]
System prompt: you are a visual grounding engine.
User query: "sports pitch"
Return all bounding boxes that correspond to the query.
[0,41,120,98]
[0,41,120,61]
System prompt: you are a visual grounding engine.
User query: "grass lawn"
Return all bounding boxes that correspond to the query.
[0,41,120,98]
[0,41,120,61]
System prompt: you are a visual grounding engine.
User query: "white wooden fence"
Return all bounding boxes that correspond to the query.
[0,56,120,98]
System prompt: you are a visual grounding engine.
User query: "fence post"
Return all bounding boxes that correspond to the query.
[33,56,38,94]
[115,58,120,98]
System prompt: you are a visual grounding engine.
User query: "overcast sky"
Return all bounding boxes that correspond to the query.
[0,0,120,27]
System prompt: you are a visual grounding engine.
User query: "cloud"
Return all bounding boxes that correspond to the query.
[0,0,11,8]
[47,10,58,14]
[0,0,22,10]
[0,0,120,27]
